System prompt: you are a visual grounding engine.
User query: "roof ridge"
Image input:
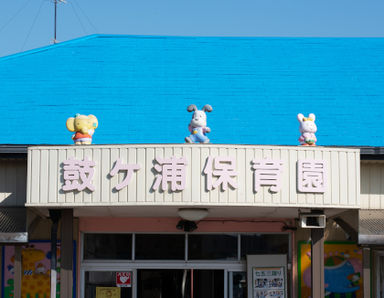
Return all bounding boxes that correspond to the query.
[1,34,382,62]
[0,34,100,62]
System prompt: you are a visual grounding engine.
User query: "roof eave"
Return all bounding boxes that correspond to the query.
[0,144,383,159]
[0,145,28,158]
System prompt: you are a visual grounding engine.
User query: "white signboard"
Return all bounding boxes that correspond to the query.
[247,255,287,298]
[27,145,360,208]
[253,267,285,298]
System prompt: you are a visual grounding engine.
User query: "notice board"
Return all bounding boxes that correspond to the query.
[247,254,287,298]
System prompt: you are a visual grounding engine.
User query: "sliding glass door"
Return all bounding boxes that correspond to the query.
[137,269,224,298]
[81,232,290,297]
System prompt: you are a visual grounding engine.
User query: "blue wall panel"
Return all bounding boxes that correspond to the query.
[0,35,383,146]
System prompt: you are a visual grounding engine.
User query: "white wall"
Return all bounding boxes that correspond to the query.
[361,161,384,209]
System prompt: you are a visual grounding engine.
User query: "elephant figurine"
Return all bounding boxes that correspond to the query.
[66,114,98,145]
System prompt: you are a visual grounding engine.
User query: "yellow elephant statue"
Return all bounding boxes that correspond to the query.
[66,114,98,145]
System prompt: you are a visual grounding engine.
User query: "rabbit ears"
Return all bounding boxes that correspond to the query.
[297,113,316,122]
[187,104,213,112]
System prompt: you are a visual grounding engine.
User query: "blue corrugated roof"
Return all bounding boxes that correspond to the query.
[1,34,383,146]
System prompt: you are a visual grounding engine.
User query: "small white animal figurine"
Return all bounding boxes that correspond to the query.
[185,104,212,143]
[297,113,317,146]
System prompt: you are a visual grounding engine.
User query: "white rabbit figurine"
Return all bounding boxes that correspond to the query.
[185,104,212,143]
[297,113,317,146]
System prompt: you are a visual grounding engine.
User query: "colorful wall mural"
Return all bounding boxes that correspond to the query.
[2,241,75,298]
[298,242,363,298]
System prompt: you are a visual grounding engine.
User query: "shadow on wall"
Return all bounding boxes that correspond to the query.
[0,159,27,206]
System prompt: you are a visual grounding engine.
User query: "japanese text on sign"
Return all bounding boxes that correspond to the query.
[61,156,327,194]
[253,267,285,298]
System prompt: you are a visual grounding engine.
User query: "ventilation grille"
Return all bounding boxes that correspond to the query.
[0,207,26,233]
[359,210,384,245]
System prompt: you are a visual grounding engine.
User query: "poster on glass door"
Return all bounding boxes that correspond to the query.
[253,267,285,298]
[116,272,132,287]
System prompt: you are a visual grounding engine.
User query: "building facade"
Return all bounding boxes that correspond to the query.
[1,35,384,297]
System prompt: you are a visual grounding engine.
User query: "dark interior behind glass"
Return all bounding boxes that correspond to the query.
[85,271,132,298]
[241,234,289,259]
[188,234,238,260]
[84,233,132,260]
[135,234,185,260]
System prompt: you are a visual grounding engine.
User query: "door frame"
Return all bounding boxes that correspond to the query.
[79,231,291,297]
[81,262,245,298]
[373,250,384,298]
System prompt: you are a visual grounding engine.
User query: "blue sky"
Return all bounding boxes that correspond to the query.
[1,0,384,57]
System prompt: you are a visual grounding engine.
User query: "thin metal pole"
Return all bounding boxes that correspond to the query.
[54,0,57,43]
[50,210,61,298]
[191,269,193,298]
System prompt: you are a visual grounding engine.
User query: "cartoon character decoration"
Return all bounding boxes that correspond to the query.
[297,113,317,146]
[3,243,63,298]
[302,250,362,297]
[66,114,98,145]
[323,255,361,295]
[185,104,212,144]
[21,245,51,297]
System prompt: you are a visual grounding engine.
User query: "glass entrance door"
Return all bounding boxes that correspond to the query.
[137,269,224,298]
[192,269,224,298]
[85,271,133,298]
[228,272,247,298]
[137,269,188,298]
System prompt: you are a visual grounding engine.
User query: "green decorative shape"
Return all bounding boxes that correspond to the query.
[4,286,13,298]
[56,282,61,298]
[324,256,345,267]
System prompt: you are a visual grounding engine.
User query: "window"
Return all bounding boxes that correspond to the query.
[188,234,238,260]
[135,234,185,260]
[83,233,290,261]
[241,234,289,259]
[84,233,132,260]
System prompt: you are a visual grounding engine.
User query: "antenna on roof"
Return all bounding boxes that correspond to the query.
[53,0,66,44]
